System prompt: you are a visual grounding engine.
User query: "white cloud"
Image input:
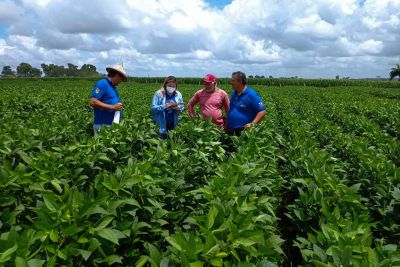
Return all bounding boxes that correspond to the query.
[0,0,21,23]
[0,0,399,78]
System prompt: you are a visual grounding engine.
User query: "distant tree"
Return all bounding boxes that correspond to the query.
[80,64,99,77]
[248,75,254,78]
[41,63,66,77]
[269,76,273,79]
[16,63,33,77]
[41,63,100,78]
[30,67,42,77]
[389,64,400,80]
[66,63,79,77]
[16,63,42,77]
[1,66,15,77]
[336,75,340,80]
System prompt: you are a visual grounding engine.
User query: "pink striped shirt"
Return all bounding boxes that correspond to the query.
[188,88,230,127]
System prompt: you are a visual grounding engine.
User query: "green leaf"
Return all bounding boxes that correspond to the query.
[97,228,125,245]
[0,243,18,263]
[42,194,58,213]
[207,205,219,229]
[78,249,92,261]
[57,249,67,260]
[93,216,114,231]
[135,256,150,267]
[49,231,58,242]
[233,237,257,247]
[368,248,379,267]
[189,261,204,267]
[204,244,220,257]
[15,256,28,267]
[98,255,123,265]
[27,259,44,267]
[165,236,183,251]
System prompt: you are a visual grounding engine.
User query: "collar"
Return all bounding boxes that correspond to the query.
[234,86,248,97]
[106,77,116,87]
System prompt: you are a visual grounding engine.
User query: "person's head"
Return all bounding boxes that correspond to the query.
[163,76,178,95]
[231,71,247,91]
[106,65,128,85]
[203,74,217,93]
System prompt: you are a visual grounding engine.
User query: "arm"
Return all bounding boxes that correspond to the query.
[245,92,266,128]
[151,91,166,113]
[252,110,266,124]
[90,82,122,111]
[176,92,185,113]
[90,98,121,111]
[187,92,199,118]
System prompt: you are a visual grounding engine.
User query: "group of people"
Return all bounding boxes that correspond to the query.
[90,65,266,138]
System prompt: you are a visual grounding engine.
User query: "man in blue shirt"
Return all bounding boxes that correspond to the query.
[90,65,127,131]
[227,71,266,135]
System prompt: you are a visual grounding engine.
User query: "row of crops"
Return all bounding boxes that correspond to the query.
[0,80,399,266]
[3,77,400,89]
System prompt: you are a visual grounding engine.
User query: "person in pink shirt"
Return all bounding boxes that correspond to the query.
[188,74,230,128]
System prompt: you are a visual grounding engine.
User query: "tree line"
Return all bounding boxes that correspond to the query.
[1,63,101,78]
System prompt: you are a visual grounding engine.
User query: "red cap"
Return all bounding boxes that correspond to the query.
[203,74,217,83]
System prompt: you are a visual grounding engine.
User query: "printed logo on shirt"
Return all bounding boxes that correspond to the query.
[95,88,100,94]
[258,102,264,106]
[240,104,247,108]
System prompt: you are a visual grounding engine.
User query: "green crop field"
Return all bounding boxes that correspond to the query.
[0,79,399,266]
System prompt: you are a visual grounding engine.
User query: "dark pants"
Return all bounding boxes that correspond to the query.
[226,127,245,136]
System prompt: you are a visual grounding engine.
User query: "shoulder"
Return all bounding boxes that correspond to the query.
[246,87,255,94]
[193,89,204,97]
[96,78,108,86]
[154,89,164,96]
[175,91,183,98]
[247,87,261,97]
[95,78,109,89]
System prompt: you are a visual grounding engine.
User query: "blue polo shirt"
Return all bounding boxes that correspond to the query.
[91,78,120,125]
[227,87,266,129]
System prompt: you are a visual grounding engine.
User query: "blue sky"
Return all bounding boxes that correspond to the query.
[0,24,8,38]
[0,0,399,78]
[205,0,232,9]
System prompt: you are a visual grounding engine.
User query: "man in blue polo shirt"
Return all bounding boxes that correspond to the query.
[89,65,127,131]
[227,71,266,135]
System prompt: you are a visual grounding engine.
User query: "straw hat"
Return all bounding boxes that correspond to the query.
[106,65,128,82]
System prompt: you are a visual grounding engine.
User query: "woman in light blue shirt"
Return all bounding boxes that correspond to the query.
[151,76,184,139]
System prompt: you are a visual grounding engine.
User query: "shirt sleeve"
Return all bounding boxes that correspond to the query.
[188,91,200,117]
[151,91,166,113]
[177,92,184,113]
[250,91,266,112]
[91,81,107,100]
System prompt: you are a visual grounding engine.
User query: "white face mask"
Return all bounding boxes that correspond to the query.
[166,86,176,94]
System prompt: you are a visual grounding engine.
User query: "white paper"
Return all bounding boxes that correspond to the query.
[113,111,121,124]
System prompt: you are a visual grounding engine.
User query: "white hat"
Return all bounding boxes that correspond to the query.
[106,65,128,82]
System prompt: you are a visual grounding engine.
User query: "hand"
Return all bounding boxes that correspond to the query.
[112,102,123,111]
[244,122,254,128]
[172,104,181,110]
[166,101,176,109]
